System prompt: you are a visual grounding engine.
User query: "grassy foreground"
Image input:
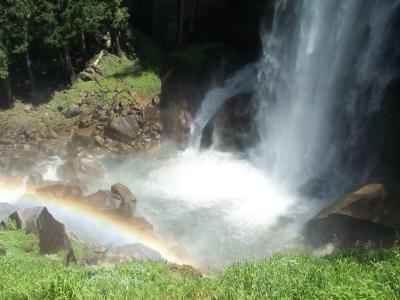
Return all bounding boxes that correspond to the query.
[1,229,400,299]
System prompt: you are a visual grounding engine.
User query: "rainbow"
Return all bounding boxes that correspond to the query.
[0,180,200,269]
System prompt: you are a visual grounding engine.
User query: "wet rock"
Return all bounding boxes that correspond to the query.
[66,104,80,118]
[106,115,140,142]
[24,127,38,140]
[26,171,44,193]
[143,105,160,123]
[57,152,106,184]
[305,183,400,248]
[101,244,162,266]
[111,183,136,215]
[0,137,14,145]
[72,127,96,148]
[94,135,105,147]
[200,93,255,151]
[85,190,120,210]
[79,113,91,128]
[35,183,84,201]
[9,207,75,260]
[49,129,59,139]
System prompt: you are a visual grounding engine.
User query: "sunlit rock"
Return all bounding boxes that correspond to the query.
[106,115,140,142]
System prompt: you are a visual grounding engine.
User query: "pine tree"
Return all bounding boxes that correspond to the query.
[102,0,129,58]
[0,0,37,100]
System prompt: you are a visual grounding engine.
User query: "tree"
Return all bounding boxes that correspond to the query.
[34,0,77,83]
[102,0,129,58]
[67,0,106,66]
[0,40,12,107]
[0,0,37,100]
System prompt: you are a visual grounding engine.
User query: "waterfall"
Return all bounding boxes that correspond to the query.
[189,64,257,149]
[251,0,400,189]
[192,0,400,192]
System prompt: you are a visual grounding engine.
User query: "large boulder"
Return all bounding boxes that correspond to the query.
[111,183,136,216]
[106,115,140,142]
[9,207,75,260]
[101,243,162,266]
[305,183,400,248]
[57,152,106,184]
[85,190,120,210]
[35,182,84,201]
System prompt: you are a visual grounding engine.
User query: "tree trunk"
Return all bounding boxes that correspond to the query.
[63,44,76,84]
[113,31,122,58]
[81,31,87,67]
[5,74,12,107]
[25,51,37,100]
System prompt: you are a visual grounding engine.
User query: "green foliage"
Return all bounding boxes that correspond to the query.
[0,0,33,55]
[0,53,161,127]
[0,45,8,80]
[1,227,400,299]
[0,0,130,88]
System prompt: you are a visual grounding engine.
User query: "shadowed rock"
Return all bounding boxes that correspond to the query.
[9,207,75,261]
[305,183,400,248]
[111,183,136,216]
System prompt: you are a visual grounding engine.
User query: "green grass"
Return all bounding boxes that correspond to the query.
[1,227,400,299]
[0,53,161,128]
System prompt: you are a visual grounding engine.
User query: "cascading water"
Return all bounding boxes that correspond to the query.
[250,0,400,191]
[192,0,400,192]
[2,0,399,270]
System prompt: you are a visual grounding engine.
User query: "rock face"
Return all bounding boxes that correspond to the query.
[101,243,162,266]
[9,207,75,260]
[57,152,106,184]
[200,93,255,151]
[106,115,140,142]
[305,183,400,247]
